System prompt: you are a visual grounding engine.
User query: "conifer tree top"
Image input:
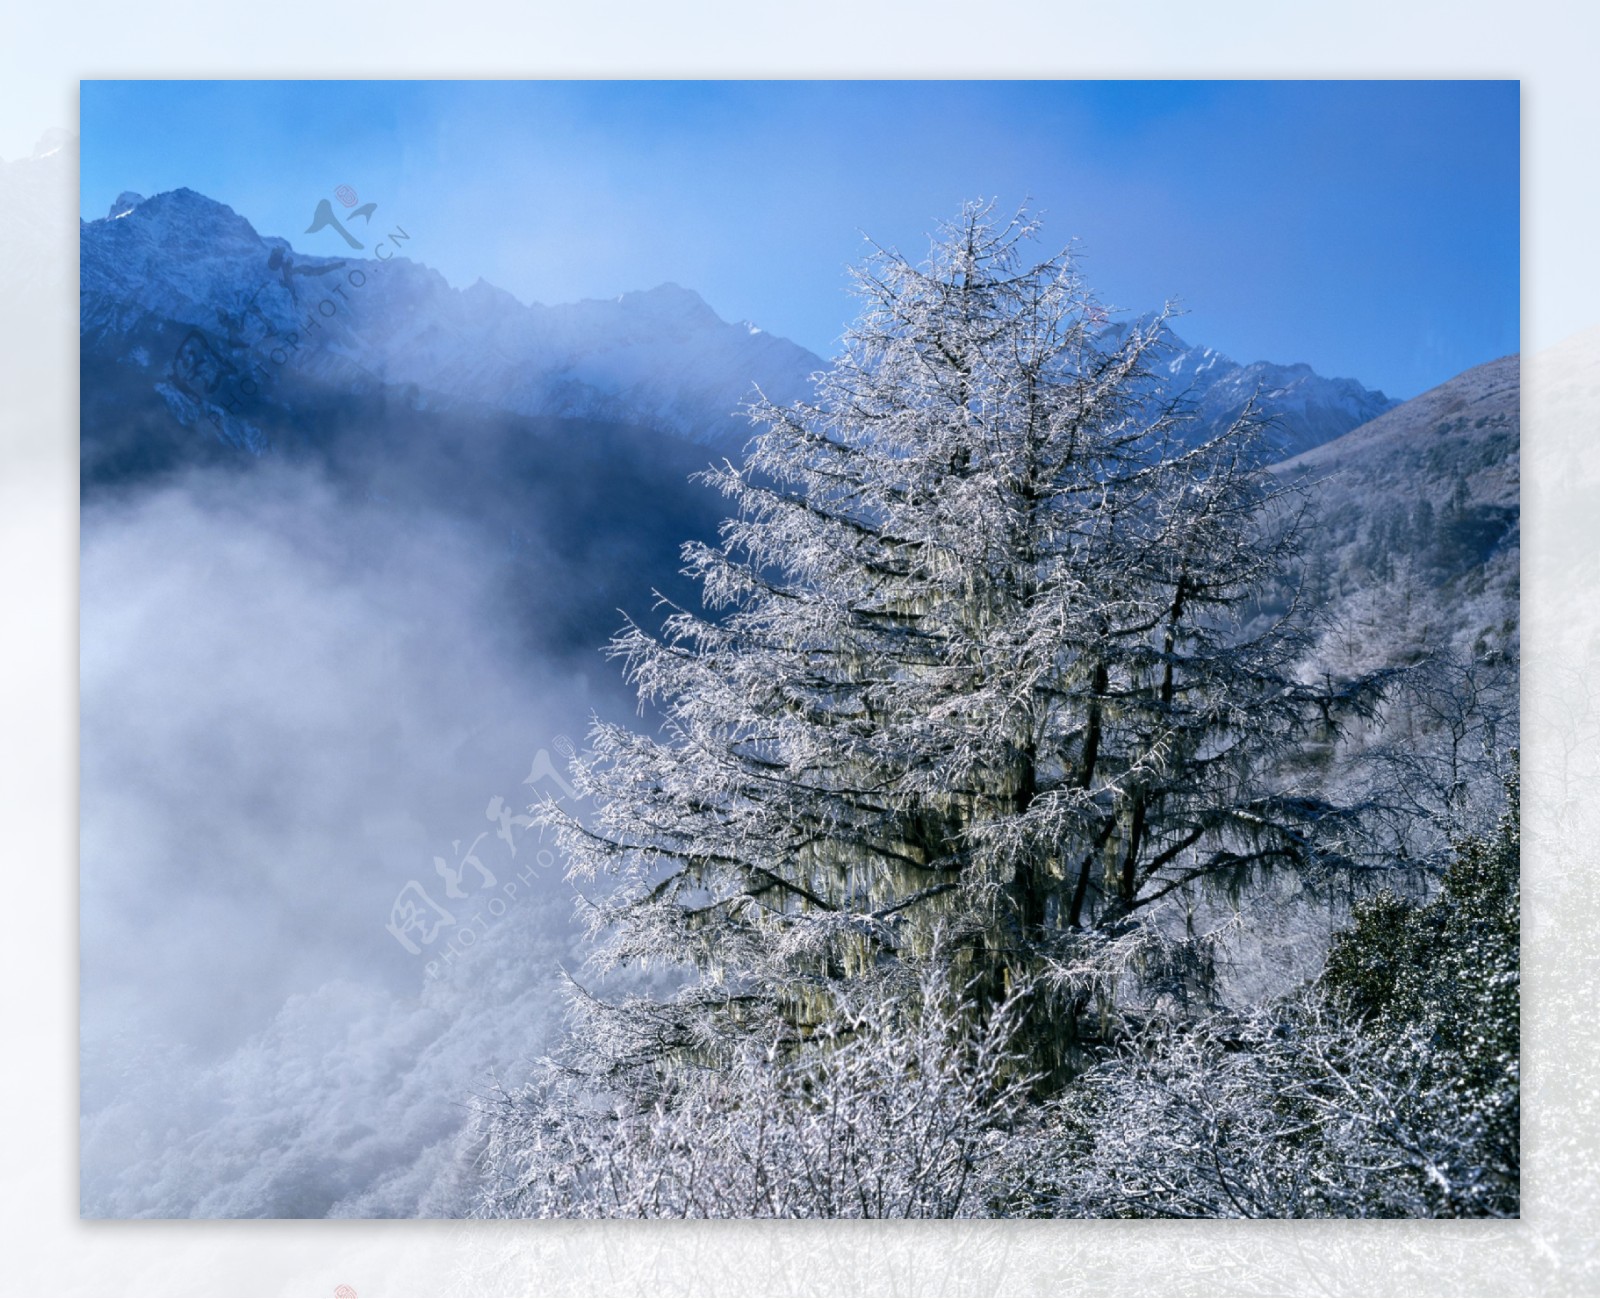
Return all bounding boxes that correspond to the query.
[536,203,1386,1088]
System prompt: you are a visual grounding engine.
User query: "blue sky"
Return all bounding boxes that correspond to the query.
[80,80,1518,399]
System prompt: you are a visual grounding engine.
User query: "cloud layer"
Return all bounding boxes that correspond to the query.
[80,464,605,1217]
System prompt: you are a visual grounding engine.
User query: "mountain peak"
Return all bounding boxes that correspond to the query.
[463,276,525,310]
[88,188,266,260]
[95,186,249,226]
[32,127,73,159]
[145,186,236,212]
[616,282,718,322]
[1094,312,1395,460]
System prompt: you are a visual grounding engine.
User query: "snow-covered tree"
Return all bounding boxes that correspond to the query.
[532,203,1384,1105]
[474,959,1036,1218]
[1022,774,1519,1218]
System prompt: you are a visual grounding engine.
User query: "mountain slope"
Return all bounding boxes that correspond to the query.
[1277,353,1520,671]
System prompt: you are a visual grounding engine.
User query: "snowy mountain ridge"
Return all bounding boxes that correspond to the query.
[81,188,823,451]
[1106,315,1399,462]
[81,187,1397,465]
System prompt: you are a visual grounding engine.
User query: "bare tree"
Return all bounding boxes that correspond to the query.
[1360,648,1517,868]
